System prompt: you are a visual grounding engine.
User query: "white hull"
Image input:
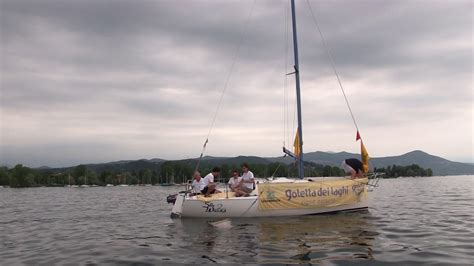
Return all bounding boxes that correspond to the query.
[171,177,369,218]
[174,196,367,218]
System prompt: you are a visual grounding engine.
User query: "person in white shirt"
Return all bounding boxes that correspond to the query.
[202,167,220,197]
[191,171,206,193]
[239,163,255,195]
[228,169,246,197]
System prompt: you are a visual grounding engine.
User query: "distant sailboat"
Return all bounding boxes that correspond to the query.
[66,173,79,188]
[80,172,90,188]
[118,173,129,187]
[65,173,71,188]
[161,173,175,186]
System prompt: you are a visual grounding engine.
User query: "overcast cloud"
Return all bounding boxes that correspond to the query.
[0,0,472,167]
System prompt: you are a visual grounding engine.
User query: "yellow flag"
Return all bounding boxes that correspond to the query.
[293,129,301,157]
[361,141,369,173]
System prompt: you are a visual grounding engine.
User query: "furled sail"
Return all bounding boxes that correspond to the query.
[356,130,370,173]
[293,128,301,158]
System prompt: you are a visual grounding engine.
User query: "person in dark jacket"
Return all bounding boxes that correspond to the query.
[341,158,364,179]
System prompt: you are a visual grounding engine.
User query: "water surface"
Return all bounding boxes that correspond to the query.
[1,176,473,265]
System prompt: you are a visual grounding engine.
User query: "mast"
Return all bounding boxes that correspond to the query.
[290,0,304,179]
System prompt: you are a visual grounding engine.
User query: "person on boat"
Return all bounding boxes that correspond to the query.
[239,163,255,195]
[341,158,364,179]
[202,167,220,197]
[228,169,246,197]
[191,171,206,193]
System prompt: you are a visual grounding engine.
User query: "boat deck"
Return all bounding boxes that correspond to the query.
[190,191,258,201]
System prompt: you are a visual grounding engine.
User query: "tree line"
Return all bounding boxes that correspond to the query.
[0,162,432,187]
[374,164,433,178]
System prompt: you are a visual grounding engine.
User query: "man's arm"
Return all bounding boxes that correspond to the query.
[245,172,255,183]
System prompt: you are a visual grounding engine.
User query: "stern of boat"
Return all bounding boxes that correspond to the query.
[171,192,186,218]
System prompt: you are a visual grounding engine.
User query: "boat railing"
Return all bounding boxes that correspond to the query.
[366,172,383,191]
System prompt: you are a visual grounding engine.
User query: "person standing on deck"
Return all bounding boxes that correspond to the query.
[228,169,246,197]
[239,163,255,195]
[341,158,364,179]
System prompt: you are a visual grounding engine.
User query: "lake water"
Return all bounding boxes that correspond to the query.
[1,176,473,265]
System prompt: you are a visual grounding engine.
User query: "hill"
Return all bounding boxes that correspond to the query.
[51,158,165,173]
[370,150,473,176]
[266,150,472,176]
[41,150,472,176]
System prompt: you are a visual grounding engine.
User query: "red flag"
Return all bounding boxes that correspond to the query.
[356,131,361,141]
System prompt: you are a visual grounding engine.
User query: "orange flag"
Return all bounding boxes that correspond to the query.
[293,129,301,157]
[356,130,369,173]
[361,141,369,173]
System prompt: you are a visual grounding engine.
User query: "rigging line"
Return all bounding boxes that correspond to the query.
[306,0,360,133]
[270,161,284,177]
[290,93,298,143]
[206,0,257,140]
[196,0,257,170]
[240,191,262,217]
[283,0,290,147]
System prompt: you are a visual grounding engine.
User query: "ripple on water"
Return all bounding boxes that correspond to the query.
[1,176,473,265]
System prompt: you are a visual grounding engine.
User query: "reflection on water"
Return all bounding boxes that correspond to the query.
[0,176,473,265]
[172,211,376,264]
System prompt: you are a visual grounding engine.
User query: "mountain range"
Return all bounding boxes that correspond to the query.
[268,150,473,176]
[40,150,473,176]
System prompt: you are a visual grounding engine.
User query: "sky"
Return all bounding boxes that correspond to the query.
[0,0,472,168]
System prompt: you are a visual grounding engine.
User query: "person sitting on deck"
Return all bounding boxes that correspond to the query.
[202,167,221,197]
[239,163,255,195]
[191,171,206,194]
[228,169,246,197]
[341,158,364,179]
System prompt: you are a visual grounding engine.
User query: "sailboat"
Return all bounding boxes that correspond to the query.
[170,0,369,218]
[65,173,77,188]
[161,173,175,186]
[79,172,90,188]
[118,173,129,187]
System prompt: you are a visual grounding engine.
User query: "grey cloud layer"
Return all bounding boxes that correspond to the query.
[1,0,472,167]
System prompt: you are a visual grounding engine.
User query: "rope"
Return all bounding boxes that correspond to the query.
[270,158,285,178]
[194,0,257,172]
[282,0,298,150]
[283,0,290,147]
[240,191,263,217]
[306,0,360,133]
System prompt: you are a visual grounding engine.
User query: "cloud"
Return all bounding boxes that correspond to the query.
[0,0,472,167]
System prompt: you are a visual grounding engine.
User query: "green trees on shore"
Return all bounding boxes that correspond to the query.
[0,164,163,187]
[374,164,433,178]
[0,162,433,187]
